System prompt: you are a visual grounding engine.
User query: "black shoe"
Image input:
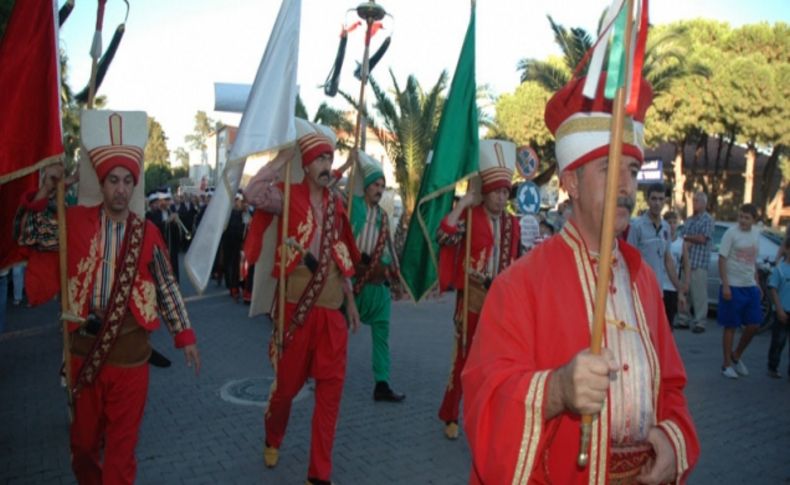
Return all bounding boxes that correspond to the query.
[691,325,706,334]
[149,348,172,368]
[373,382,405,402]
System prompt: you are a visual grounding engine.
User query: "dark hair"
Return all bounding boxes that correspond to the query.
[663,210,678,221]
[740,203,758,219]
[539,220,555,235]
[646,183,665,198]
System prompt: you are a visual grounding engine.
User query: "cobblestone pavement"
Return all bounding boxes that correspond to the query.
[1,276,788,484]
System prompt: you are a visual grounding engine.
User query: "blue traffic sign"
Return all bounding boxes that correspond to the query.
[517,181,541,214]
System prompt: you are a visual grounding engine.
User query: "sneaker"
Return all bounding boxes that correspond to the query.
[732,357,749,376]
[767,369,781,379]
[691,325,706,334]
[721,366,739,379]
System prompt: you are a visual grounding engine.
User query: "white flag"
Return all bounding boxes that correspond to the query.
[185,0,300,293]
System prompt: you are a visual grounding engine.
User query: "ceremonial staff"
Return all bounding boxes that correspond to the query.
[578,0,636,467]
[59,0,114,417]
[462,199,473,355]
[346,1,385,222]
[276,155,293,361]
[56,163,73,417]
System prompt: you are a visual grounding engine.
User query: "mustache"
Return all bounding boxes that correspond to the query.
[617,196,635,212]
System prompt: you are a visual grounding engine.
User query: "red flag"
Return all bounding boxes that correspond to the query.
[0,0,63,270]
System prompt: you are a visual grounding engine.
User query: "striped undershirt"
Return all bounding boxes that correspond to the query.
[356,204,381,256]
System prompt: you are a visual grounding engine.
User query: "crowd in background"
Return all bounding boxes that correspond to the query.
[3,185,789,380]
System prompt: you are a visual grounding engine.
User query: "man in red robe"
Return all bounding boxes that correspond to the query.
[462,75,699,484]
[436,140,521,440]
[15,111,200,485]
[243,126,361,485]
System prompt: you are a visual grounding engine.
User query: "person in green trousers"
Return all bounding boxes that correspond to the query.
[349,152,405,402]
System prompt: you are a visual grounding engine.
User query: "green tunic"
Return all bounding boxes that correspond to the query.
[351,195,393,383]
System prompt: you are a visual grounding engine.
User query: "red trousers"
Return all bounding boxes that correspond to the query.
[265,302,348,481]
[70,356,149,485]
[438,302,480,424]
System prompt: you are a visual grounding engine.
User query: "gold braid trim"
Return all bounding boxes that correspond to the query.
[657,420,688,482]
[288,192,337,334]
[498,214,514,273]
[512,370,549,485]
[73,213,144,395]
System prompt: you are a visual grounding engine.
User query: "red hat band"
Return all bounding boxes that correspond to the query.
[298,133,334,167]
[89,145,143,184]
[481,167,513,194]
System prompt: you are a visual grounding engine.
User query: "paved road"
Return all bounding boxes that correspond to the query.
[1,276,788,484]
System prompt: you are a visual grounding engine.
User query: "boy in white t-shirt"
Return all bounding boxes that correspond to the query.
[718,204,762,379]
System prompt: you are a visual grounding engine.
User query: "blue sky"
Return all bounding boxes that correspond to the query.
[58,0,790,164]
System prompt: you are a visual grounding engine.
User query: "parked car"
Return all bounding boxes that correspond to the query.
[681,221,782,329]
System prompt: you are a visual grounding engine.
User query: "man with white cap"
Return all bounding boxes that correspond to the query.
[243,123,361,485]
[145,188,183,283]
[15,111,200,484]
[462,75,699,484]
[349,152,406,403]
[435,139,521,440]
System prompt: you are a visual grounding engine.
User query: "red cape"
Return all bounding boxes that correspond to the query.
[462,223,699,484]
[438,205,520,292]
[244,182,359,278]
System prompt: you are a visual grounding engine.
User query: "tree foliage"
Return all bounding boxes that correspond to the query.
[144,164,171,193]
[184,110,216,153]
[174,147,189,170]
[342,68,448,216]
[144,117,170,168]
[507,17,788,220]
[645,20,789,215]
[490,81,554,166]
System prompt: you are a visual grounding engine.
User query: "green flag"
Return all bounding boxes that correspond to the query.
[400,7,478,302]
[604,4,628,99]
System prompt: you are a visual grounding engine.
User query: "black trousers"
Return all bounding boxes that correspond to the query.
[663,290,678,329]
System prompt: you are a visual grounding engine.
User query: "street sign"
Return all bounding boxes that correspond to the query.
[516,146,540,179]
[637,158,663,184]
[516,181,541,214]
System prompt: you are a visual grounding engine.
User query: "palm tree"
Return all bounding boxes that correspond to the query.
[342,68,449,217]
[516,16,592,90]
[517,15,709,97]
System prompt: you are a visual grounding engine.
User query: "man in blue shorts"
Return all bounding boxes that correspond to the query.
[718,203,762,379]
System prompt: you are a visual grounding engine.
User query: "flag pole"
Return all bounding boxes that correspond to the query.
[56,173,73,419]
[577,0,635,468]
[462,0,476,354]
[347,1,384,222]
[86,0,106,110]
[60,0,107,418]
[461,203,473,355]
[277,159,293,362]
